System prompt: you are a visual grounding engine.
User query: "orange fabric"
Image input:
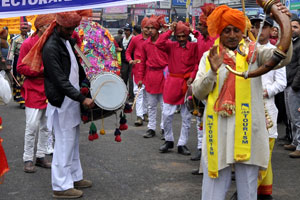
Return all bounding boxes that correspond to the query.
[34,14,56,30]
[207,5,246,37]
[169,72,191,94]
[22,12,82,72]
[141,17,149,28]
[76,9,93,17]
[0,137,9,183]
[175,21,190,36]
[56,11,82,27]
[199,3,216,26]
[145,15,166,29]
[213,45,236,116]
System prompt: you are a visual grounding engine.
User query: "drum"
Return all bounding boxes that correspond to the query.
[90,72,127,111]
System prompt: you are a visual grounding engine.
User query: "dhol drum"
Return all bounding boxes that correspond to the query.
[90,72,127,111]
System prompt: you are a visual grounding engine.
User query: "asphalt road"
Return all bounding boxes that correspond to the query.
[0,102,299,200]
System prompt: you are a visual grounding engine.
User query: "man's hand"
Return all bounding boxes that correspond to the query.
[138,80,143,88]
[187,77,193,86]
[271,2,291,18]
[263,89,269,98]
[170,22,177,32]
[208,45,225,73]
[82,98,95,109]
[129,59,141,65]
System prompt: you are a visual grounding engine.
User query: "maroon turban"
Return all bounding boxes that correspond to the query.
[199,3,216,26]
[175,21,190,36]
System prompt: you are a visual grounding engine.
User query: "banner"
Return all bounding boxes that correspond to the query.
[0,0,161,19]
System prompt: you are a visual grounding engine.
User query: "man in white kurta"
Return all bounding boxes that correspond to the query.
[192,5,292,200]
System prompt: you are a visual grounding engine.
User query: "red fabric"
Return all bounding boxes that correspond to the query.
[125,34,148,84]
[141,17,149,28]
[137,36,168,94]
[72,31,82,47]
[169,72,191,95]
[145,15,166,29]
[207,5,246,37]
[175,21,190,36]
[34,14,56,30]
[17,35,47,109]
[0,137,9,180]
[156,30,199,105]
[199,3,216,26]
[194,30,217,60]
[270,38,278,45]
[56,11,82,27]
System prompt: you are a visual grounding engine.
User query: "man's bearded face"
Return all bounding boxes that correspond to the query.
[57,25,77,40]
[220,25,243,50]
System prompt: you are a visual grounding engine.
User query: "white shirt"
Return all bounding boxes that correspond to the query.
[46,39,81,131]
[122,34,133,50]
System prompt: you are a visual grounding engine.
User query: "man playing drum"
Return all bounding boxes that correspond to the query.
[22,11,95,199]
[192,4,292,200]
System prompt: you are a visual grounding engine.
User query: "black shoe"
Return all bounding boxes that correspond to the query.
[177,145,191,155]
[159,141,174,153]
[191,149,201,161]
[143,129,155,138]
[19,103,25,109]
[258,194,273,200]
[191,168,202,175]
[160,129,165,140]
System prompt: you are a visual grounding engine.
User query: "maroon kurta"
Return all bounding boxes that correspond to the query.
[156,30,199,105]
[125,34,147,84]
[17,35,47,109]
[137,36,168,94]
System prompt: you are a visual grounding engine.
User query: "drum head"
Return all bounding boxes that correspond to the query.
[90,73,127,111]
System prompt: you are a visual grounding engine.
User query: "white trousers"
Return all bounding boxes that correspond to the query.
[52,111,83,191]
[202,162,259,200]
[23,107,49,162]
[146,92,164,130]
[133,76,148,118]
[196,116,203,149]
[163,103,192,146]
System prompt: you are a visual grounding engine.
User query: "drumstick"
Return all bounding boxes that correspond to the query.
[131,87,141,111]
[74,44,93,68]
[10,71,20,87]
[92,80,115,101]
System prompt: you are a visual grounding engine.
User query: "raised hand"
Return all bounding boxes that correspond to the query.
[208,45,225,73]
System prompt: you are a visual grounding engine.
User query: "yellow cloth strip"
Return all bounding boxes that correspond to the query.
[234,50,252,161]
[205,56,219,178]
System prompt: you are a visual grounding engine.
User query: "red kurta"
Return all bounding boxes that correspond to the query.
[125,34,147,84]
[156,30,199,105]
[17,35,47,109]
[137,36,168,94]
[194,30,217,60]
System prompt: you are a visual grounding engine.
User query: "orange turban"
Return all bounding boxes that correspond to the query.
[76,9,93,18]
[56,11,82,27]
[175,21,190,36]
[141,17,149,28]
[199,3,216,26]
[34,14,56,30]
[22,11,82,72]
[145,15,166,30]
[207,5,246,37]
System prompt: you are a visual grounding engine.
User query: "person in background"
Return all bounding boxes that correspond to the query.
[133,25,141,36]
[156,21,199,155]
[7,22,30,109]
[17,14,56,173]
[125,17,150,127]
[251,15,287,200]
[270,26,279,45]
[119,24,134,102]
[114,29,123,44]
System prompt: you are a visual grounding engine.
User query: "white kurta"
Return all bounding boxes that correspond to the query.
[261,42,287,139]
[192,43,292,171]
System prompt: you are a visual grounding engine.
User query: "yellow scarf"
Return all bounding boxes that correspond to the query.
[205,39,252,178]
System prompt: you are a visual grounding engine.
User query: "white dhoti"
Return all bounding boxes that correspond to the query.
[23,107,49,162]
[163,103,192,146]
[133,76,148,119]
[51,110,83,191]
[146,92,164,131]
[202,161,259,200]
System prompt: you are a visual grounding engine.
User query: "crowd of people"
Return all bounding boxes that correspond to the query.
[0,2,299,200]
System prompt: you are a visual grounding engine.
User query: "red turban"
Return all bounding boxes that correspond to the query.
[76,9,93,18]
[207,5,246,37]
[141,17,149,28]
[145,15,166,30]
[34,14,56,30]
[22,11,82,72]
[199,3,216,26]
[175,21,190,36]
[56,11,82,27]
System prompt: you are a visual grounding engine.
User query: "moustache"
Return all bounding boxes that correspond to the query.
[227,39,238,43]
